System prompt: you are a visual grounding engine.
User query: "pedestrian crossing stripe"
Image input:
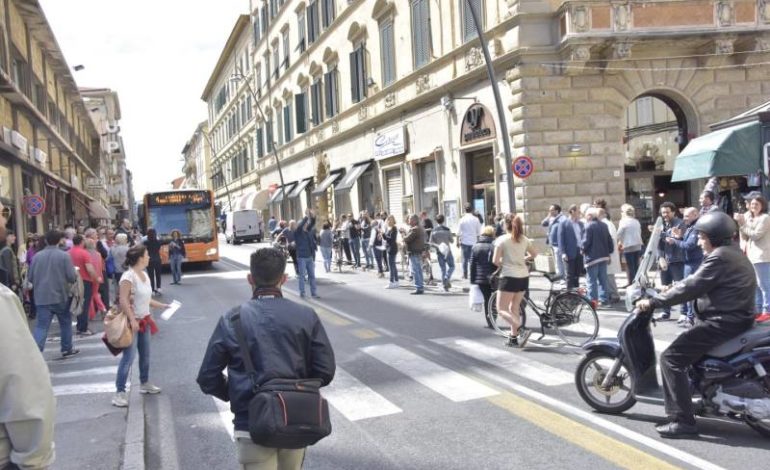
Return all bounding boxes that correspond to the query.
[50,366,117,379]
[323,367,402,421]
[53,382,122,396]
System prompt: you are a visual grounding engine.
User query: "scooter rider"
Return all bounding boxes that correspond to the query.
[636,211,756,438]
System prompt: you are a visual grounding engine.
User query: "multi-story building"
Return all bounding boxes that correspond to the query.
[181,120,212,190]
[81,87,131,222]
[0,0,108,234]
[210,0,770,241]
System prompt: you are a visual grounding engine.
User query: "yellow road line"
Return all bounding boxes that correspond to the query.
[315,308,353,326]
[488,393,681,470]
[350,328,381,339]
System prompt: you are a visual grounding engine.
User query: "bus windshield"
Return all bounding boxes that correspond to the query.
[148,203,213,241]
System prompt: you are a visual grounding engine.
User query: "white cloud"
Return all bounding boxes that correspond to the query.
[39,0,248,196]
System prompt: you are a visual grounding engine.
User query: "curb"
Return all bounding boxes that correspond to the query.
[121,365,145,470]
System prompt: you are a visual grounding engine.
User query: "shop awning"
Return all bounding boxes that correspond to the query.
[235,189,270,210]
[270,182,297,204]
[671,121,761,182]
[287,177,313,199]
[334,161,373,192]
[88,201,112,220]
[311,169,344,195]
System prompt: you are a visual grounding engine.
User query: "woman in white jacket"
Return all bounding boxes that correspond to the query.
[616,204,644,285]
[736,195,770,322]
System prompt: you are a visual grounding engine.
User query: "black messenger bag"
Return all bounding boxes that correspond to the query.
[232,308,332,449]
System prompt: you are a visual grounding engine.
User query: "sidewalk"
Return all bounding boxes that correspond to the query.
[30,316,144,470]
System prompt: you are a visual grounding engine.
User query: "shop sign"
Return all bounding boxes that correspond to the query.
[33,147,47,166]
[86,176,105,189]
[373,127,406,160]
[10,130,28,155]
[460,103,496,146]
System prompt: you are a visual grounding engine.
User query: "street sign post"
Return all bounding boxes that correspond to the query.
[23,195,45,216]
[513,156,534,179]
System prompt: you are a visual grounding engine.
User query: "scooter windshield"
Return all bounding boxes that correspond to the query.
[618,311,659,393]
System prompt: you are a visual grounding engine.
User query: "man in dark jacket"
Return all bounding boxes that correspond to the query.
[401,214,426,295]
[665,207,703,326]
[657,202,686,320]
[294,209,319,298]
[469,226,497,324]
[197,247,335,468]
[637,211,756,438]
[557,205,585,289]
[581,208,614,306]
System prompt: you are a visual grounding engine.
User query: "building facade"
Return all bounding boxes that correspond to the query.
[181,120,212,191]
[205,0,770,243]
[0,0,110,235]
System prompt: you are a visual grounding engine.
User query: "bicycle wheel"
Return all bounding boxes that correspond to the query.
[486,291,527,335]
[550,292,599,347]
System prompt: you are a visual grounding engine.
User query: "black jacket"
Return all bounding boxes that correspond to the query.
[197,294,336,432]
[651,244,757,324]
[469,235,496,285]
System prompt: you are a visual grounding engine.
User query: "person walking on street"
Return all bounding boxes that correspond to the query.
[319,222,334,273]
[294,209,319,299]
[457,204,481,279]
[27,230,80,357]
[112,244,170,407]
[597,208,621,304]
[0,201,56,470]
[69,234,97,336]
[268,215,277,235]
[493,215,537,347]
[582,208,614,307]
[144,228,163,295]
[541,205,565,279]
[402,215,426,294]
[338,214,352,264]
[469,226,497,325]
[429,214,455,292]
[616,204,643,285]
[0,230,19,293]
[85,237,107,318]
[666,207,703,327]
[279,220,299,275]
[197,247,335,469]
[384,215,400,288]
[657,202,686,320]
[735,195,770,322]
[361,214,374,270]
[557,205,585,289]
[349,215,362,269]
[168,229,186,285]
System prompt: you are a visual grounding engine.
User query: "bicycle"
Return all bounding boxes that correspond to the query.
[486,273,599,347]
[332,232,345,273]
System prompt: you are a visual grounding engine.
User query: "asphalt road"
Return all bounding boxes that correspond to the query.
[136,239,770,470]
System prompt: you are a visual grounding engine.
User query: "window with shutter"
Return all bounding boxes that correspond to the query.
[253,17,261,45]
[283,104,292,143]
[311,78,323,125]
[297,12,306,52]
[307,1,319,44]
[295,91,308,134]
[273,47,280,79]
[322,0,335,29]
[282,30,290,70]
[462,0,483,43]
[324,69,338,118]
[266,120,274,152]
[350,50,359,103]
[261,7,268,33]
[256,127,264,158]
[411,0,430,68]
[379,20,395,86]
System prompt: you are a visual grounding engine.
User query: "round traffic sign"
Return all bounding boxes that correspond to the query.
[24,195,46,216]
[513,156,534,179]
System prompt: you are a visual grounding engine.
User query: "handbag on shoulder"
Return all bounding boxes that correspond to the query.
[103,305,133,348]
[232,306,332,449]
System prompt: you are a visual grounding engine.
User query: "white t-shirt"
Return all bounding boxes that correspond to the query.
[457,213,481,246]
[120,269,152,319]
[496,234,533,279]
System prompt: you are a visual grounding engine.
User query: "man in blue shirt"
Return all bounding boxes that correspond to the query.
[665,207,703,327]
[294,209,318,299]
[541,204,565,278]
[557,205,585,289]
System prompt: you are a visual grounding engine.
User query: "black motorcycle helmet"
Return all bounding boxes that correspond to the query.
[693,211,736,247]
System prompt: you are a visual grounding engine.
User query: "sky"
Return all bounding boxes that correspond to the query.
[39,0,249,196]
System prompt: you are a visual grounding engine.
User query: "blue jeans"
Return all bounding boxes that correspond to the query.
[297,257,317,296]
[116,327,150,392]
[362,239,373,268]
[409,254,424,291]
[77,281,93,333]
[624,250,641,284]
[373,248,384,273]
[350,238,361,267]
[754,262,770,314]
[170,254,183,283]
[586,262,609,303]
[660,261,685,315]
[320,247,332,272]
[388,250,398,283]
[437,250,455,284]
[461,244,473,278]
[33,300,74,353]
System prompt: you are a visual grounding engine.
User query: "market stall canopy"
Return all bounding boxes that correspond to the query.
[311,169,344,195]
[88,201,112,220]
[671,121,760,182]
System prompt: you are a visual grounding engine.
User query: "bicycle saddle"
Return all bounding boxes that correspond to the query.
[543,273,564,283]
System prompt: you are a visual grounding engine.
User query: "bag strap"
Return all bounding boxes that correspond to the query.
[232,306,259,393]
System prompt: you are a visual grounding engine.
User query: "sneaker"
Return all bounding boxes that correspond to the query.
[112,392,128,407]
[311,294,321,299]
[657,313,672,321]
[505,335,518,347]
[676,316,688,324]
[140,383,162,394]
[300,293,306,298]
[156,288,162,294]
[385,282,398,289]
[77,330,94,337]
[517,328,533,348]
[61,349,80,358]
[410,290,424,295]
[678,318,694,328]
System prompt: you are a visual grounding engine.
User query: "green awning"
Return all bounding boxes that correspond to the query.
[671,121,761,182]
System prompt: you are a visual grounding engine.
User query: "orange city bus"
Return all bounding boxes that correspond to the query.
[138,189,219,266]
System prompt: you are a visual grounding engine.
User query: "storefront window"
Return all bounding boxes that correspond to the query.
[418,161,438,219]
[0,164,11,201]
[359,171,376,216]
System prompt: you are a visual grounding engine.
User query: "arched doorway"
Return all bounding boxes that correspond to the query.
[623,93,696,239]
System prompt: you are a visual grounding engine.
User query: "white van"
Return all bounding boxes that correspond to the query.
[225,209,263,244]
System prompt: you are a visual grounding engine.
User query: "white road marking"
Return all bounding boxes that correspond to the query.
[361,344,498,402]
[323,367,402,421]
[182,270,249,280]
[53,381,121,396]
[212,398,235,441]
[431,337,573,386]
[46,355,120,367]
[51,366,117,379]
[469,366,726,470]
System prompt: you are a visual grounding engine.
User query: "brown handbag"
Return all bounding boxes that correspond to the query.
[103,305,133,348]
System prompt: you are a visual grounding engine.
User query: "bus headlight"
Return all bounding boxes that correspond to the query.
[206,248,218,256]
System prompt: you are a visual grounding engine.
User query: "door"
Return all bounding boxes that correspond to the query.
[385,168,402,219]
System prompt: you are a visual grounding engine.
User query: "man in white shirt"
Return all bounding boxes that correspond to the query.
[456,204,481,279]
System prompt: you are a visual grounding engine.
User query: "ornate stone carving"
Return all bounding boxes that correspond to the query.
[571,45,591,61]
[331,120,339,134]
[755,36,770,52]
[465,47,483,71]
[415,74,432,94]
[316,128,325,143]
[761,0,770,24]
[612,42,632,59]
[613,3,630,32]
[715,38,735,54]
[716,1,734,27]
[358,105,368,121]
[384,92,396,108]
[571,5,589,32]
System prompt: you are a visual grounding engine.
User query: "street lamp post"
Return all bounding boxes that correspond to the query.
[465,0,516,214]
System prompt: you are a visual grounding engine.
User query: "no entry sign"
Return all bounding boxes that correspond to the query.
[24,195,46,216]
[513,156,534,179]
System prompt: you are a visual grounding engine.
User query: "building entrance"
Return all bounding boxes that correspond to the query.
[465,148,495,224]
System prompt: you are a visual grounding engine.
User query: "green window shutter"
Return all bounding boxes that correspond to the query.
[380,21,395,86]
[295,92,307,134]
